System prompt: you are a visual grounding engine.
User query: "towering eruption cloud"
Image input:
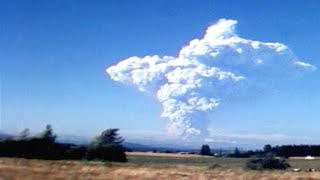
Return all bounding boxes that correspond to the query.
[106,19,316,139]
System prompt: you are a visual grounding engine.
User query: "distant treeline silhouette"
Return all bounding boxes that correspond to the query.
[229,144,320,158]
[0,125,127,162]
[271,145,320,157]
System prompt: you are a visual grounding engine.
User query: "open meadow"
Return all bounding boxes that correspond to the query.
[1,153,320,179]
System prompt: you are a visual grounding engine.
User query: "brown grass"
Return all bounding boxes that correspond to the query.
[1,157,320,179]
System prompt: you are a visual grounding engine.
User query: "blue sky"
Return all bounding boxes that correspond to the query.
[1,0,320,147]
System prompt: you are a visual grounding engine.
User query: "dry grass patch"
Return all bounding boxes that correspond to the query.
[1,158,320,179]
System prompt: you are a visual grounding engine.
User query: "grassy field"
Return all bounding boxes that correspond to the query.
[127,152,320,170]
[1,153,320,179]
[127,152,246,168]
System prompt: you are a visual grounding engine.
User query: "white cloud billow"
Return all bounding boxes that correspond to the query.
[106,19,316,139]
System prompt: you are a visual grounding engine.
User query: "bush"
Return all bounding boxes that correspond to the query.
[87,145,127,162]
[246,153,290,170]
[246,158,264,170]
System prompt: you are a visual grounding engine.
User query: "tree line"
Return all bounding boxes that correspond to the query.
[0,125,127,162]
[268,144,320,157]
[227,144,320,158]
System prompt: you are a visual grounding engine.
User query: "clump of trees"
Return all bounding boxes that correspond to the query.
[246,153,290,170]
[229,144,295,170]
[270,145,320,157]
[0,125,126,162]
[200,144,213,156]
[231,144,320,159]
[87,129,127,162]
[228,147,254,158]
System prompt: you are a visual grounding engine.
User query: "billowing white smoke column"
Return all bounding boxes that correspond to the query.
[107,19,316,139]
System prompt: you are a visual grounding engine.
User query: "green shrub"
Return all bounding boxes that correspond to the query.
[246,153,290,170]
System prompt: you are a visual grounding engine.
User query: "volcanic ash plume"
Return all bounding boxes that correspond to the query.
[106,19,316,139]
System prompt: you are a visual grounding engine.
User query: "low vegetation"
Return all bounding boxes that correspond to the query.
[246,153,290,170]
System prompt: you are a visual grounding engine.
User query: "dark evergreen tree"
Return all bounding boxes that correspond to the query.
[88,129,127,162]
[263,144,272,153]
[200,144,212,155]
[234,147,240,156]
[91,129,124,147]
[40,125,57,143]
